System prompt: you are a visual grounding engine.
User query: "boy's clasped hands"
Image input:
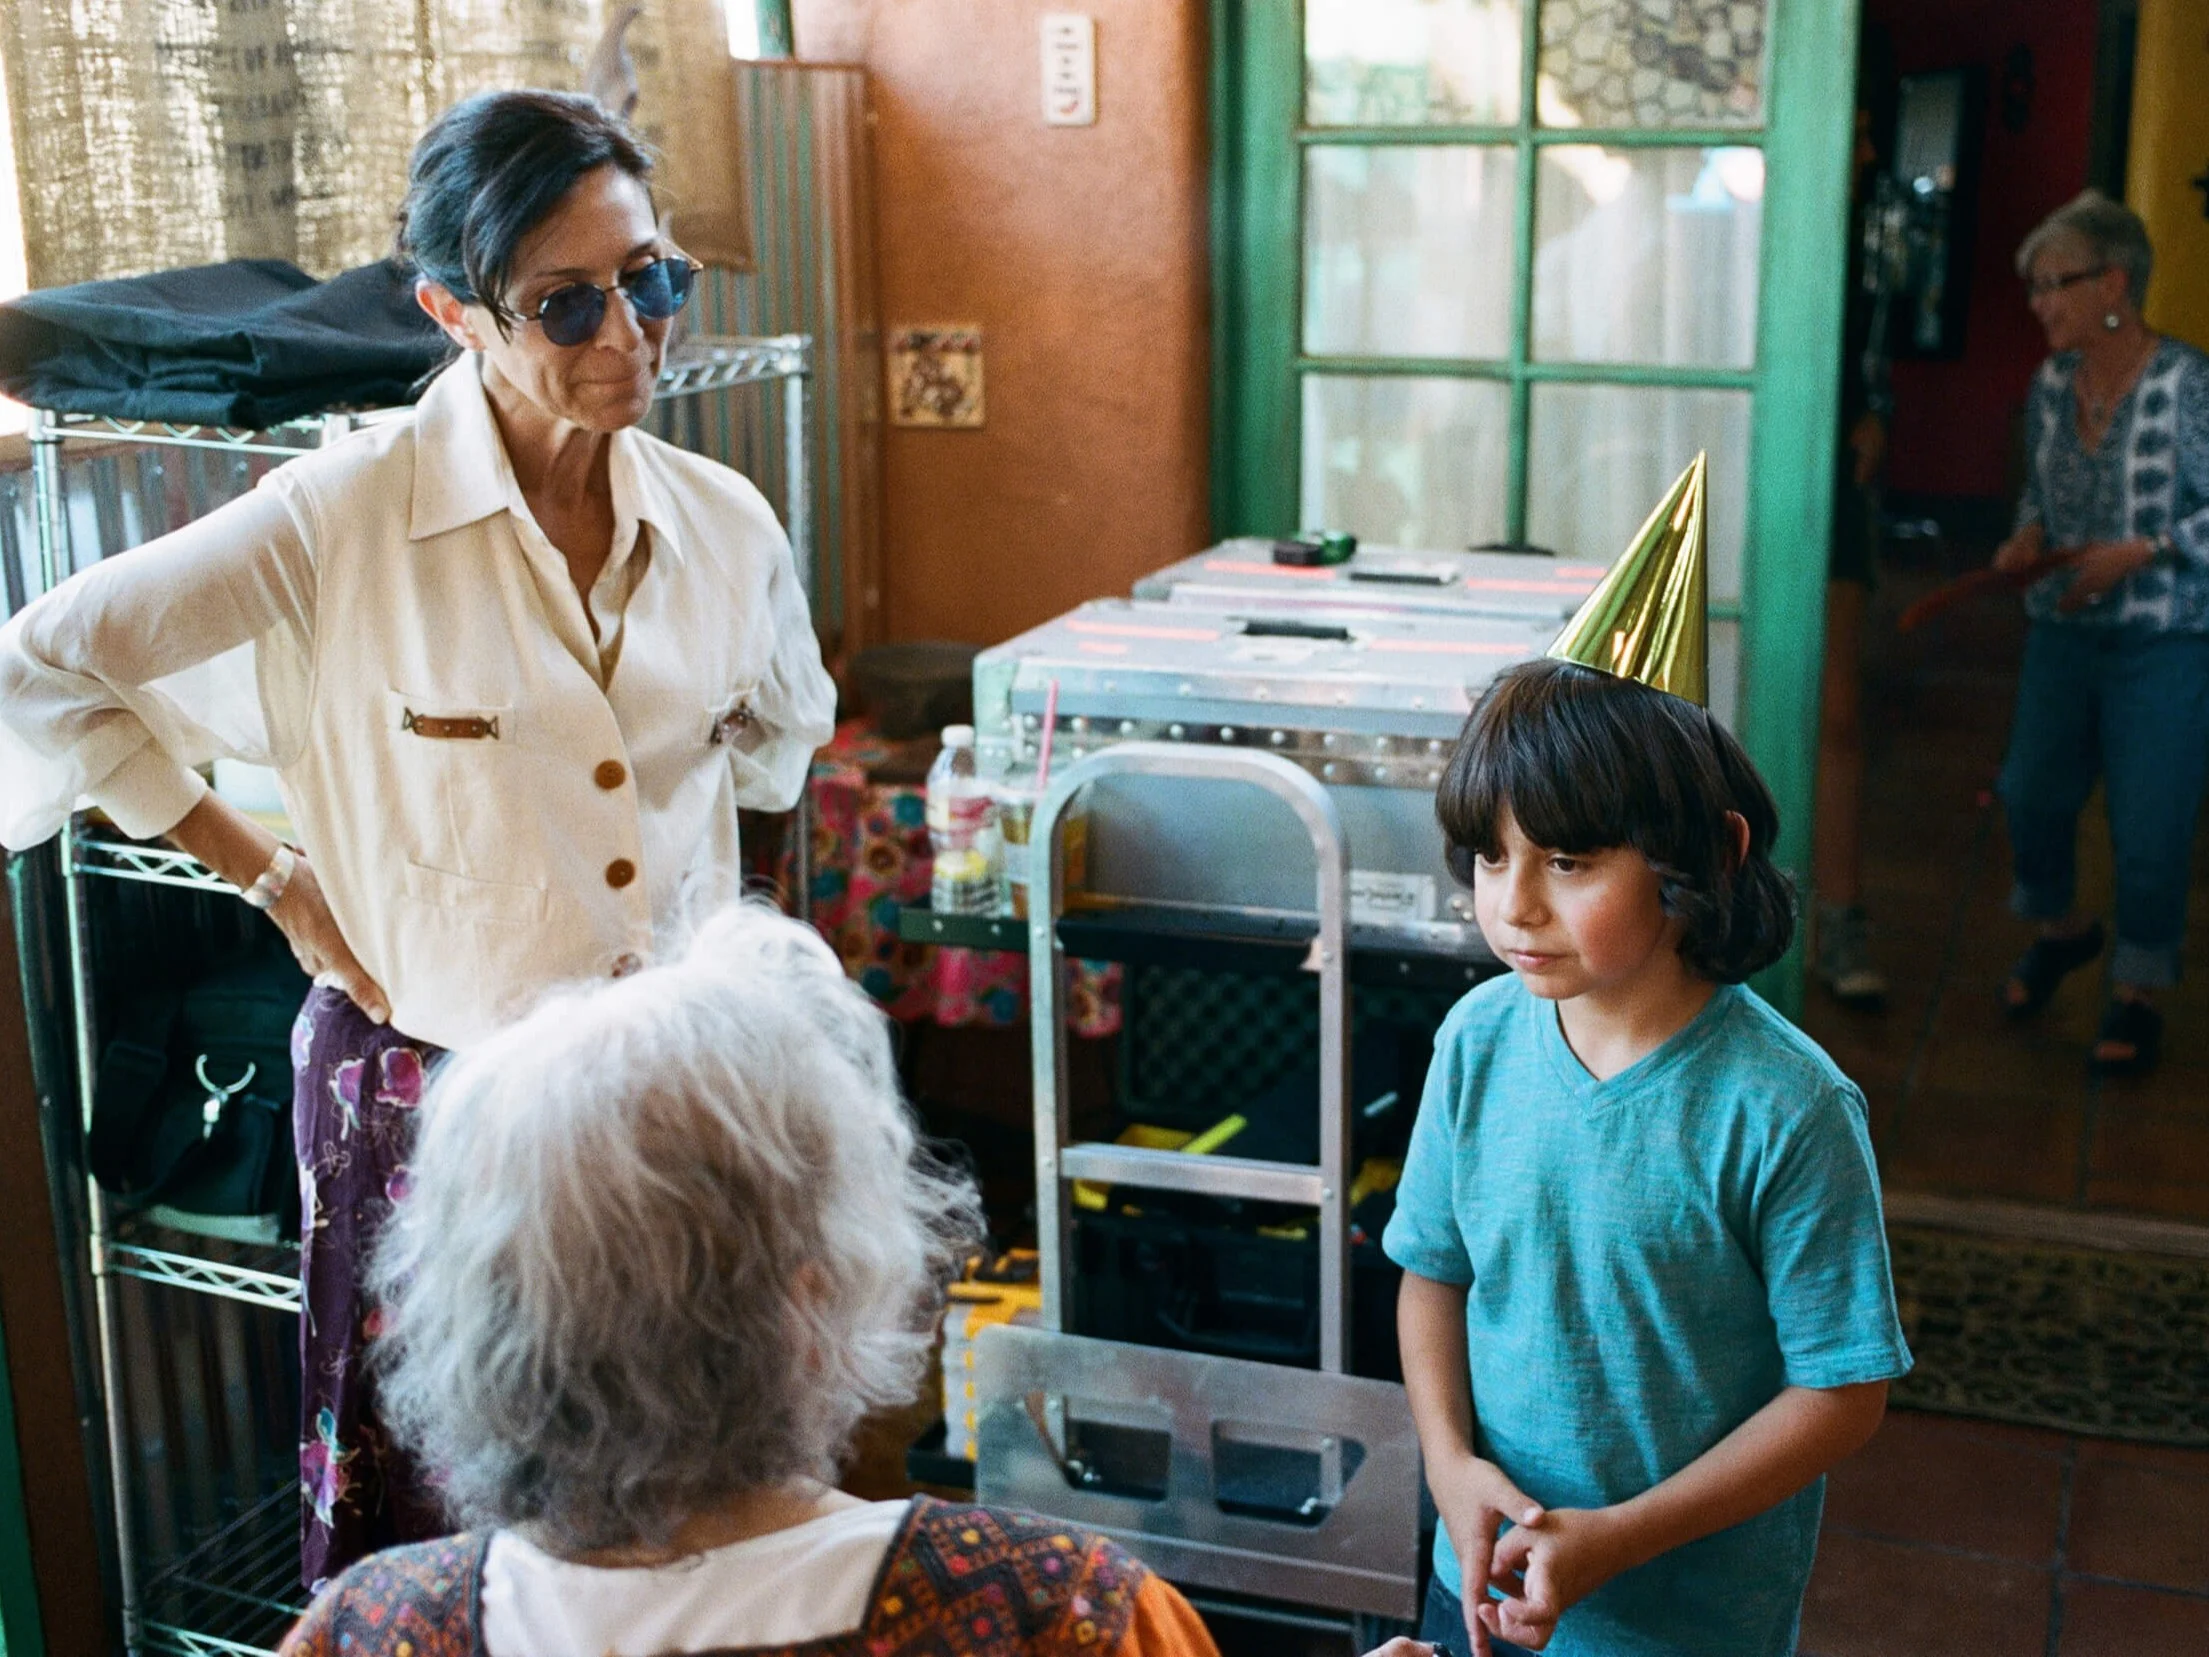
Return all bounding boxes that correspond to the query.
[1434,1455,1633,1653]
[1356,1448,1651,1657]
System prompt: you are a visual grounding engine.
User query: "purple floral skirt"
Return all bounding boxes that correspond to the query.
[290,984,449,1590]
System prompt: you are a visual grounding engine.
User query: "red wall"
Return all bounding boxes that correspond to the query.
[1868,0,2098,501]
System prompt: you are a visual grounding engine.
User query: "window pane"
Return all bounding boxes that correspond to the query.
[1301,375,1512,551]
[1710,617,1740,732]
[1305,146,1518,360]
[1533,147,1761,368]
[1306,0,1524,127]
[1526,384,1748,601]
[1536,0,1766,129]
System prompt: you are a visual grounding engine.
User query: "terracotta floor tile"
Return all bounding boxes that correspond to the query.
[2074,1437,2209,1477]
[2087,1106,2209,1188]
[2053,1577,2209,1657]
[1798,1530,2053,1657]
[1822,1409,2064,1561]
[1917,1020,2092,1102]
[2066,1443,2209,1592]
[2095,1058,2209,1119]
[1918,1415,2075,1455]
[2181,1016,2209,1051]
[1884,1090,2086,1202]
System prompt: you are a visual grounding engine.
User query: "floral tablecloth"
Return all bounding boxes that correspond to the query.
[785,721,1121,1037]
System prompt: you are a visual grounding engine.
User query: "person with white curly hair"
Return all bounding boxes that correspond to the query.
[275,902,1222,1657]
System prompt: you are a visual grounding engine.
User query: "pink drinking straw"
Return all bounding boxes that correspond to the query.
[1035,679,1061,791]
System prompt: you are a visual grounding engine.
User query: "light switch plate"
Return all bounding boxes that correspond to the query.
[1041,13,1096,126]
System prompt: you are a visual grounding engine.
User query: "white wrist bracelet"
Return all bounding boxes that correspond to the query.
[241,843,297,911]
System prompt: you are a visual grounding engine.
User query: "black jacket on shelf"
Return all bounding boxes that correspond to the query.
[0,257,451,427]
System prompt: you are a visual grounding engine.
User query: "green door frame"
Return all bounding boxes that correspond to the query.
[1210,0,1864,1013]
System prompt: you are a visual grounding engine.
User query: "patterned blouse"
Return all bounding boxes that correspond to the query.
[2016,337,2209,633]
[275,1498,1221,1657]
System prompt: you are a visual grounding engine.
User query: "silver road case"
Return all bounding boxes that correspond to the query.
[972,598,1553,961]
[1134,536,1608,623]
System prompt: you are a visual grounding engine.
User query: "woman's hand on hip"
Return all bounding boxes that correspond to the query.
[2057,537,2157,612]
[1991,521,2046,574]
[270,856,390,1024]
[166,793,390,1025]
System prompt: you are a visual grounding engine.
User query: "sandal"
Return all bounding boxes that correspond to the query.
[2001,921,2105,1020]
[2089,998,2163,1079]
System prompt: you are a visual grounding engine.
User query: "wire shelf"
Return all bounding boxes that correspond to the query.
[26,334,807,461]
[105,1214,302,1313]
[66,824,239,894]
[138,1486,305,1657]
[26,409,361,458]
[659,333,809,395]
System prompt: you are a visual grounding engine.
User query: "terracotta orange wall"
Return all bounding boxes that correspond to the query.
[794,0,1211,648]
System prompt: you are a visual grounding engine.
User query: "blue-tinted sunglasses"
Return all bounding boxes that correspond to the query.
[527,255,701,347]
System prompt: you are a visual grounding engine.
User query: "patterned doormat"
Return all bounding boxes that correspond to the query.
[1888,1225,2209,1448]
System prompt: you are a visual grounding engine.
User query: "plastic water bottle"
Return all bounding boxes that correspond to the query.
[927,725,999,915]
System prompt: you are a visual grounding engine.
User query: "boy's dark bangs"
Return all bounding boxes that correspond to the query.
[1440,664,1643,858]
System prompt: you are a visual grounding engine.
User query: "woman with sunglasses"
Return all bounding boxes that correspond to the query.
[0,90,836,1588]
[1989,190,2209,1077]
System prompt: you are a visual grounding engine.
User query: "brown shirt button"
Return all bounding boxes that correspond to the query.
[610,951,644,978]
[605,858,637,889]
[594,759,627,790]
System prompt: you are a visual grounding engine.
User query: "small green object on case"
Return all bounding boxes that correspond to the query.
[1270,531,1359,567]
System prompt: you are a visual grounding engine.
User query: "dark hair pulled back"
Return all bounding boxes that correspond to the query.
[1436,657,1797,983]
[395,90,655,333]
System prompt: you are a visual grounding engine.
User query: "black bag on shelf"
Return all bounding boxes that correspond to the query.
[88,951,309,1232]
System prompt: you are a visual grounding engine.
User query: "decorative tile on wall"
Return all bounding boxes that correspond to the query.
[889,325,986,428]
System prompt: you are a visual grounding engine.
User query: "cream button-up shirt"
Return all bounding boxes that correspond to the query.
[0,355,837,1049]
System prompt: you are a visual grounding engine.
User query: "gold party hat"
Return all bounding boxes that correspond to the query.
[1547,452,1709,705]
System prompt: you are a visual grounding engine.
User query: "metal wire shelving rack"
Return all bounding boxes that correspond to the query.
[27,335,813,1655]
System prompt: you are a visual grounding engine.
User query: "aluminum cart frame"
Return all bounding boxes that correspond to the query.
[24,335,815,1657]
[974,743,1422,1627]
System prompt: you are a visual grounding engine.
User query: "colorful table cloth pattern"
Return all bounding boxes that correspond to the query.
[788,721,1120,1037]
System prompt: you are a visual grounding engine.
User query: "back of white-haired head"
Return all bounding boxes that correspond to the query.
[369,901,982,1552]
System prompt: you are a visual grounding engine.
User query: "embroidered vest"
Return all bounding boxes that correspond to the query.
[279,1497,1150,1657]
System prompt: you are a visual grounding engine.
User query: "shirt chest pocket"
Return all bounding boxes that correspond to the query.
[383,687,547,922]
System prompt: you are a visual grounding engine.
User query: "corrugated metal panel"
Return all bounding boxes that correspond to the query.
[657,59,881,656]
[3,444,283,620]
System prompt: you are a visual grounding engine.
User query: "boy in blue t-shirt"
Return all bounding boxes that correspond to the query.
[1384,659,1912,1657]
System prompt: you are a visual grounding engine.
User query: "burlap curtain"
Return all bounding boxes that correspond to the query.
[3,0,752,291]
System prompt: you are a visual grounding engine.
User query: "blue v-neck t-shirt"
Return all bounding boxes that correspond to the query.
[1383,976,1912,1657]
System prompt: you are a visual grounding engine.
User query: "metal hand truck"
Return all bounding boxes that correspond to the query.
[971,742,1422,1625]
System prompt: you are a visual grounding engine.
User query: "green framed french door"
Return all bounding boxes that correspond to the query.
[1212,0,1862,1007]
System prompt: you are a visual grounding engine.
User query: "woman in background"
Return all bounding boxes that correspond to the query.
[1992,190,2209,1077]
[279,905,1220,1657]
